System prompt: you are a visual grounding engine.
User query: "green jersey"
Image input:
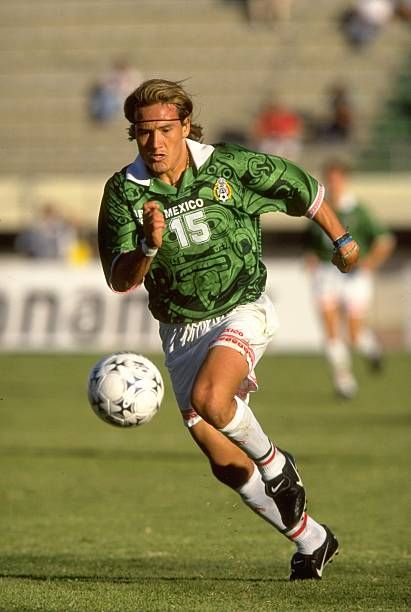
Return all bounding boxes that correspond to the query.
[98,140,323,323]
[307,194,391,262]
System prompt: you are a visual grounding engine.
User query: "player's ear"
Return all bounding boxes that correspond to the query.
[182,118,191,138]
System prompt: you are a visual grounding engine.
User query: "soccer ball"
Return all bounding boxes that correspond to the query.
[87,352,164,427]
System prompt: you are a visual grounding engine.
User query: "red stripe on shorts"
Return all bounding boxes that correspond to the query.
[214,332,255,365]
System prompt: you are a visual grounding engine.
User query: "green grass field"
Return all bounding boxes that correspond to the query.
[0,353,410,611]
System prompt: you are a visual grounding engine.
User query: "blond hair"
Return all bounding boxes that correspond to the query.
[124,78,203,142]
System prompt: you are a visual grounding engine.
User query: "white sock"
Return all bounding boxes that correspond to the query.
[236,464,286,530]
[286,514,327,554]
[219,396,285,481]
[325,338,351,373]
[355,328,381,359]
[325,338,358,395]
[237,465,326,553]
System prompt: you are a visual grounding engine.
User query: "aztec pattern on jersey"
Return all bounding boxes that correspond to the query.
[99,143,320,323]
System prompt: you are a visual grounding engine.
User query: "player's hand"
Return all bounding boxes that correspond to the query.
[142,201,166,249]
[332,239,360,273]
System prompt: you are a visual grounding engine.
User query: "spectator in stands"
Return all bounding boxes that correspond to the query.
[88,58,143,124]
[246,0,294,27]
[251,99,303,160]
[15,203,78,260]
[396,0,411,20]
[340,0,401,48]
[305,160,396,399]
[319,84,354,143]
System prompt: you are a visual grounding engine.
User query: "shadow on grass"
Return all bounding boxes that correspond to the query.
[0,554,285,584]
[0,573,285,584]
[0,447,201,463]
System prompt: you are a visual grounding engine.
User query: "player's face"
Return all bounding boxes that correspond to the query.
[134,103,190,182]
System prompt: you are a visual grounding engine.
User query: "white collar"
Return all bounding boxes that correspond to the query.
[186,138,215,168]
[125,138,215,186]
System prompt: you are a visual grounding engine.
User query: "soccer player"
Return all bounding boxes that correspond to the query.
[98,79,360,580]
[306,160,395,399]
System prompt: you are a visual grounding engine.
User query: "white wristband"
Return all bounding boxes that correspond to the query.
[140,238,158,258]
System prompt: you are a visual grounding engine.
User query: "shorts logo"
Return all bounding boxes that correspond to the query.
[213,177,232,203]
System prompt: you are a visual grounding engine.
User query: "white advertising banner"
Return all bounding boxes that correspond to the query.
[0,259,323,353]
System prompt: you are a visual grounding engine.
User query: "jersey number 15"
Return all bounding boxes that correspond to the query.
[169,210,211,248]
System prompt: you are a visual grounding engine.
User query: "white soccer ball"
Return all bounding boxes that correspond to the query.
[87,352,164,427]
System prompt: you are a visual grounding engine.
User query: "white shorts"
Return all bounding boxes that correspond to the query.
[159,294,279,427]
[312,263,374,315]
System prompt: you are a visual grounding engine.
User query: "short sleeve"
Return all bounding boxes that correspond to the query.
[233,147,323,217]
[98,172,141,286]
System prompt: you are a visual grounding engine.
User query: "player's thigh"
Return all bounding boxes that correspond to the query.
[192,294,277,408]
[347,312,366,344]
[312,263,342,313]
[192,345,249,407]
[160,294,277,425]
[319,304,341,339]
[342,270,373,319]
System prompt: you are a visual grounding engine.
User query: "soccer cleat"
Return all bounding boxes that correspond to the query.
[264,450,306,529]
[289,524,339,581]
[368,351,383,373]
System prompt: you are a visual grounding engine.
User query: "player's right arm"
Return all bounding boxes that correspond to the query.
[98,174,165,293]
[110,202,165,292]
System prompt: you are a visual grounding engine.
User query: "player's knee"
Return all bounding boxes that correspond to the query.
[190,383,231,429]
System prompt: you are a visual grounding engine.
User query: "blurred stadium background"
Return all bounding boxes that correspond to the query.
[1,3,410,609]
[0,0,410,351]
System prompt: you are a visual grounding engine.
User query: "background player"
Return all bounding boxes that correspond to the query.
[98,79,360,580]
[306,159,395,399]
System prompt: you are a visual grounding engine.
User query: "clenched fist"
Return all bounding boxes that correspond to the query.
[142,201,166,249]
[332,240,360,273]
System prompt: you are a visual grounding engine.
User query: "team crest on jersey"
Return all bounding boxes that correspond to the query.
[213,177,232,203]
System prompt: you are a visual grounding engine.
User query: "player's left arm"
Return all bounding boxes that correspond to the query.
[310,199,360,273]
[233,148,359,271]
